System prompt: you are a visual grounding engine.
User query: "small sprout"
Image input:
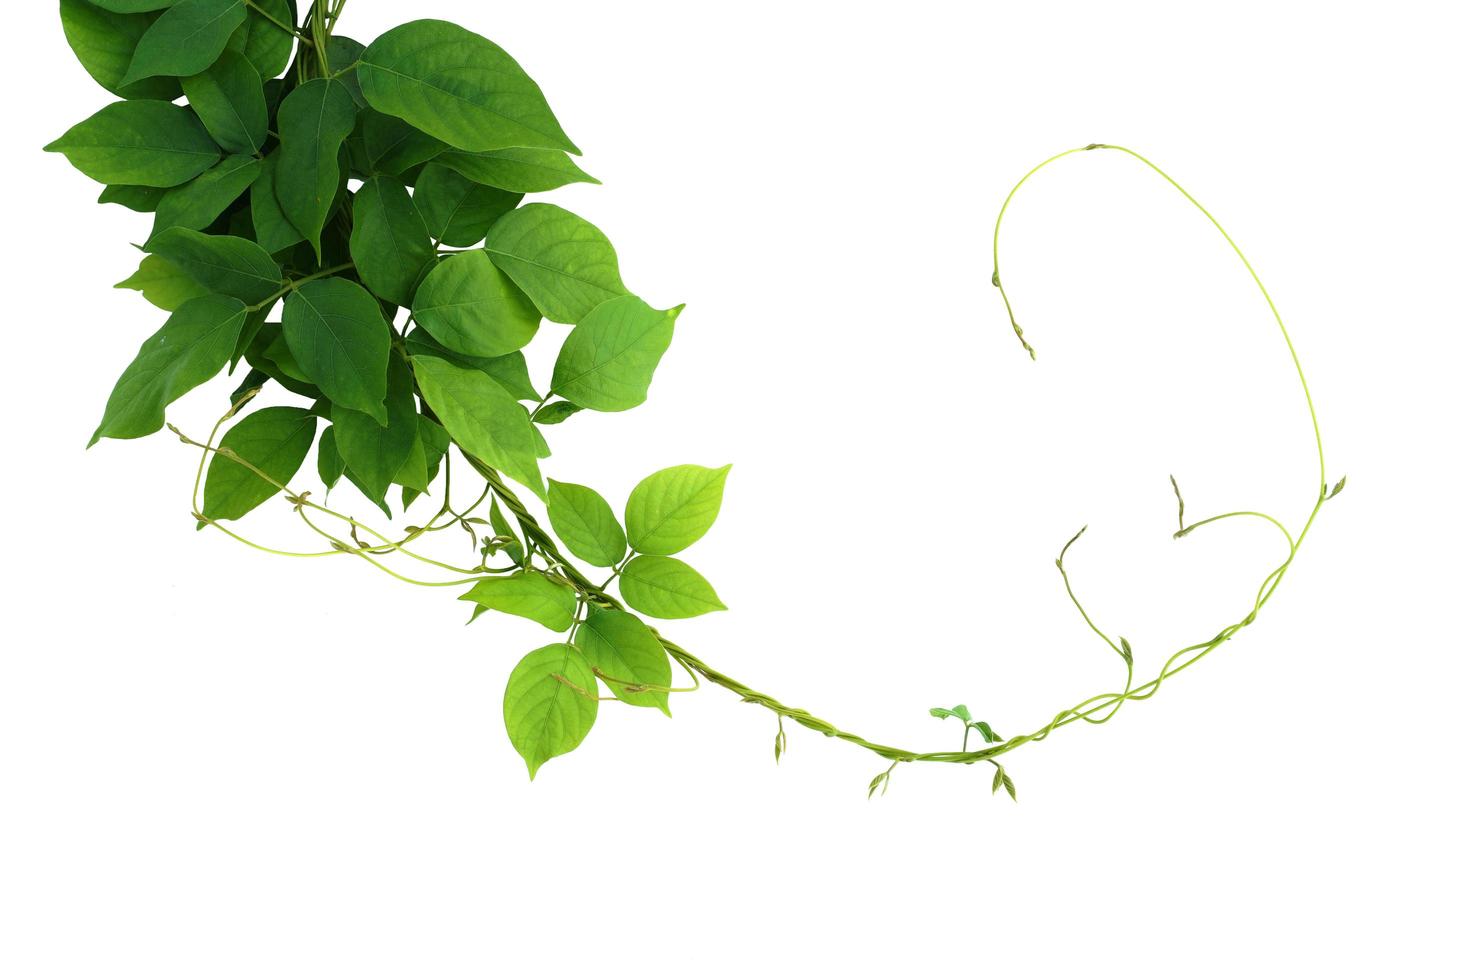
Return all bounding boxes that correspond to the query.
[1119,636,1133,666]
[929,704,972,723]
[991,763,1018,801]
[1170,473,1185,531]
[867,762,898,799]
[1325,475,1348,500]
[773,717,787,764]
[931,704,1003,749]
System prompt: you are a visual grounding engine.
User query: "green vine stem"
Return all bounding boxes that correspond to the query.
[460,143,1338,772]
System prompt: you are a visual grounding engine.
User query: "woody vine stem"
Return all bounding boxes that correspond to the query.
[175,144,1341,797]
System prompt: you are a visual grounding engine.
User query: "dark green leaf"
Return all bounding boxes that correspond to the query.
[181,49,267,154]
[147,227,283,304]
[331,355,418,504]
[551,295,680,411]
[317,424,345,489]
[325,35,367,105]
[275,77,357,258]
[226,0,294,79]
[357,109,444,175]
[60,0,182,100]
[201,406,316,519]
[404,330,539,401]
[484,204,627,324]
[149,154,262,243]
[350,176,434,307]
[249,151,305,254]
[438,147,597,193]
[45,100,219,187]
[618,555,726,619]
[503,643,597,779]
[358,19,577,154]
[115,254,212,311]
[98,184,167,212]
[281,277,391,423]
[90,294,247,445]
[547,479,626,567]
[90,1,180,12]
[575,607,671,714]
[413,163,520,247]
[412,355,545,498]
[624,463,730,556]
[460,571,577,632]
[412,250,540,358]
[120,0,247,86]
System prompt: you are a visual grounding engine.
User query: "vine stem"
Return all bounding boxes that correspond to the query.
[465,143,1332,770]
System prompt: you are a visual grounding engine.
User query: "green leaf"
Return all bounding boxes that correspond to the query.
[146,227,283,304]
[349,176,434,307]
[624,464,729,556]
[974,721,1002,744]
[929,704,972,723]
[325,35,367,105]
[489,497,526,566]
[317,424,344,490]
[503,643,597,779]
[90,1,180,11]
[148,154,262,243]
[551,295,680,412]
[114,254,212,311]
[60,0,182,101]
[358,19,577,154]
[356,108,444,175]
[282,277,391,424]
[413,163,520,247]
[181,49,267,154]
[484,204,627,324]
[461,572,577,632]
[992,765,1017,801]
[618,555,725,620]
[98,184,167,212]
[248,151,304,255]
[331,355,418,505]
[201,406,316,520]
[275,77,357,258]
[90,294,247,445]
[45,99,219,187]
[547,480,626,567]
[404,330,539,402]
[399,416,451,504]
[226,0,294,79]
[411,250,540,358]
[533,400,582,425]
[438,147,597,193]
[575,607,671,714]
[412,355,545,498]
[120,0,247,86]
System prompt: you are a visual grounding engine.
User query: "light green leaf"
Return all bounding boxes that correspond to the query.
[625,464,730,556]
[226,0,293,79]
[412,355,545,498]
[575,607,671,714]
[114,254,212,312]
[149,154,262,243]
[484,204,627,324]
[404,330,538,401]
[250,150,304,254]
[331,355,418,505]
[60,0,182,101]
[275,77,357,258]
[282,277,391,424]
[146,227,283,304]
[201,406,316,520]
[547,479,626,567]
[503,643,597,779]
[120,0,247,86]
[90,294,247,445]
[358,19,577,154]
[489,497,526,566]
[317,424,345,490]
[618,555,726,620]
[929,705,972,723]
[45,99,219,187]
[349,177,434,307]
[413,163,520,247]
[533,401,582,425]
[460,571,577,632]
[438,147,597,193]
[181,49,267,154]
[412,250,540,358]
[551,295,680,411]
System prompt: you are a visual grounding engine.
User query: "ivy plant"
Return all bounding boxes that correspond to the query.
[49,2,1343,794]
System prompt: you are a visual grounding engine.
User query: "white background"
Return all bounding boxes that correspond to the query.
[2,1,1466,976]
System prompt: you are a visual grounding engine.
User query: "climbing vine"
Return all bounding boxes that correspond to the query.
[49,2,1341,794]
